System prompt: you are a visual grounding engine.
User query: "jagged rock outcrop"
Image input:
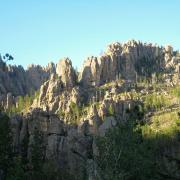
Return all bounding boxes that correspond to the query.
[1,40,180,179]
[79,56,101,87]
[27,62,56,90]
[35,73,64,112]
[11,94,137,178]
[6,93,14,109]
[11,109,93,178]
[33,72,84,114]
[0,56,56,110]
[1,40,180,112]
[56,58,77,88]
[0,58,55,97]
[79,40,180,87]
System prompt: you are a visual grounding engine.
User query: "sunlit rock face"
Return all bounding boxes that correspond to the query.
[0,60,55,97]
[0,61,55,96]
[0,40,179,98]
[28,40,180,119]
[78,56,101,87]
[4,40,180,179]
[0,59,56,111]
[78,40,177,87]
[56,58,77,88]
[27,62,56,90]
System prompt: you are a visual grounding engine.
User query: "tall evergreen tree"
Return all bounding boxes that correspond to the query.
[30,127,45,177]
[0,113,13,179]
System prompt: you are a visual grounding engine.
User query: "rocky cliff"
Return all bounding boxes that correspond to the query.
[28,40,180,116]
[1,40,180,179]
[1,40,180,111]
[0,56,56,110]
[0,56,56,96]
[79,40,180,87]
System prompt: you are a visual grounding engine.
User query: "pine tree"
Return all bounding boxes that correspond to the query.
[21,132,29,166]
[0,113,13,179]
[30,127,45,177]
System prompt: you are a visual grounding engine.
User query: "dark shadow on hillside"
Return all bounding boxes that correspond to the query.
[95,106,180,180]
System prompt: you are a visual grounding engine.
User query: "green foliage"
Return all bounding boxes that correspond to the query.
[0,112,28,179]
[156,72,164,82]
[42,160,76,180]
[96,120,157,180]
[138,76,149,84]
[34,90,40,99]
[135,56,157,77]
[57,109,66,118]
[8,156,26,180]
[67,101,101,124]
[96,107,180,180]
[0,113,13,179]
[68,102,82,124]
[107,104,114,116]
[170,85,180,98]
[65,102,83,124]
[30,128,45,174]
[17,96,25,112]
[18,95,33,112]
[144,93,170,111]
[126,104,145,122]
[95,102,100,110]
[2,53,14,62]
[0,111,78,179]
[20,133,29,166]
[6,90,40,115]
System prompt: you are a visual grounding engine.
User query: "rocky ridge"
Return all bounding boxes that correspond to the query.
[30,40,180,115]
[0,56,56,110]
[1,40,180,179]
[79,40,180,87]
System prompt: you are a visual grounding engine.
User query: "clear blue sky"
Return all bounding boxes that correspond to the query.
[0,0,180,69]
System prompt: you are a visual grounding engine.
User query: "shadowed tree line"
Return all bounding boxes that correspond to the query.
[95,105,180,180]
[0,111,76,180]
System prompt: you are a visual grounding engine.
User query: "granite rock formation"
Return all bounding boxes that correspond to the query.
[0,56,56,110]
[79,40,180,87]
[56,58,77,88]
[1,40,180,179]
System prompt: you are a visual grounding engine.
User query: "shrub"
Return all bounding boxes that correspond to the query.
[68,102,82,124]
[0,113,13,179]
[144,93,170,111]
[6,89,40,115]
[96,112,180,180]
[108,104,114,116]
[170,86,180,98]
